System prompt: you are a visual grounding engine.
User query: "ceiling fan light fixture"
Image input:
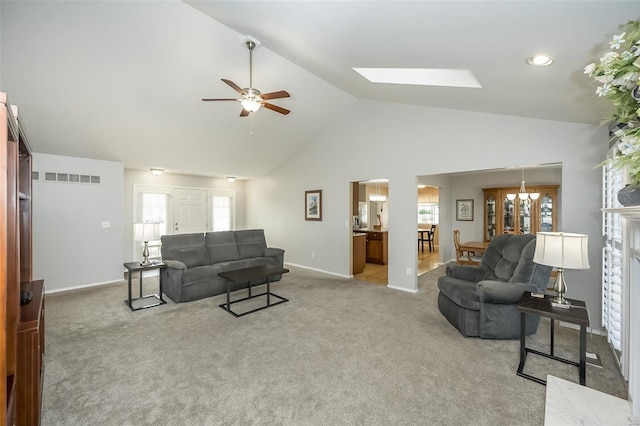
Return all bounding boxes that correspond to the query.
[241,99,262,112]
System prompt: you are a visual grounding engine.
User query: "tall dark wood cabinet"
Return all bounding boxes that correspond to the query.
[1,93,42,426]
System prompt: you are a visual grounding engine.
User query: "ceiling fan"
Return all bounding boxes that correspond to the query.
[202,39,291,117]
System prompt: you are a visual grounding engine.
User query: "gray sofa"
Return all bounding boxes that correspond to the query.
[437,234,552,339]
[159,229,285,302]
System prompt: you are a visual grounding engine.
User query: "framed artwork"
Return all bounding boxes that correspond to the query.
[456,199,474,221]
[305,190,322,221]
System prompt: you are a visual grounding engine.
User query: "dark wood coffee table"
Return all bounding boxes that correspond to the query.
[218,265,289,317]
[517,291,589,386]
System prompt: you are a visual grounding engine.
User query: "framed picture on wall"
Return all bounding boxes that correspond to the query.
[305,190,322,221]
[456,199,474,221]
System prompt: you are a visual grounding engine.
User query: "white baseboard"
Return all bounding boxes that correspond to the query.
[284,262,351,279]
[387,284,419,294]
[45,278,123,295]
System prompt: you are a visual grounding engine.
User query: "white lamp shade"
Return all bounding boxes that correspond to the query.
[533,232,590,269]
[133,222,161,242]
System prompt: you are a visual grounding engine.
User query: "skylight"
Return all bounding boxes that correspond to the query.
[353,68,482,88]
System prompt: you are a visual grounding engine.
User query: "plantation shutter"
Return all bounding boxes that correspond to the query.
[603,139,624,359]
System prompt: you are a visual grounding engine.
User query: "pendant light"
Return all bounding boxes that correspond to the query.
[507,169,539,202]
[369,183,387,204]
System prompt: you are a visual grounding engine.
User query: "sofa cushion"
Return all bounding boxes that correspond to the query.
[235,229,267,259]
[509,239,537,284]
[183,264,223,287]
[248,257,279,268]
[481,234,536,281]
[206,231,240,264]
[215,259,253,272]
[161,233,208,268]
[437,277,480,311]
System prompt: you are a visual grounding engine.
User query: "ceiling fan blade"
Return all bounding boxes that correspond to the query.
[240,108,250,117]
[202,98,238,101]
[260,90,290,101]
[221,79,244,94]
[262,102,290,115]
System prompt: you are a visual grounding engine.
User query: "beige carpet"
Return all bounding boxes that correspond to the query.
[41,265,626,425]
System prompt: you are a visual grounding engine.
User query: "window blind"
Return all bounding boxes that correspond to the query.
[602,143,624,358]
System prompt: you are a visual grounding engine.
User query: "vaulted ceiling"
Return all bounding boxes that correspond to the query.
[1,1,638,179]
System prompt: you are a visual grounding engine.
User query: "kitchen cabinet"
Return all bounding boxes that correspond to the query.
[353,234,366,274]
[482,185,559,241]
[364,231,388,265]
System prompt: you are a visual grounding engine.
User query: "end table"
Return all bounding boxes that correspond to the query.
[123,261,167,311]
[516,291,589,386]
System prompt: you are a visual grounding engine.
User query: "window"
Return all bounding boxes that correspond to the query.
[208,189,235,232]
[418,203,439,224]
[142,193,168,236]
[212,195,232,231]
[141,192,168,259]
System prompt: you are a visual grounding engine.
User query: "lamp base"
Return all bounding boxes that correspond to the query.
[140,241,151,266]
[551,268,571,309]
[551,297,572,309]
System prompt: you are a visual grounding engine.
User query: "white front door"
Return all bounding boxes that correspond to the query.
[173,189,207,234]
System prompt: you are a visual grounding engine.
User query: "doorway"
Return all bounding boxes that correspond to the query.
[351,179,388,285]
[418,184,440,275]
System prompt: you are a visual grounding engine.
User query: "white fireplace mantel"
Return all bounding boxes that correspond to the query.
[604,206,640,417]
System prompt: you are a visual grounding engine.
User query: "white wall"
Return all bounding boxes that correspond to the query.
[246,99,607,328]
[32,153,124,292]
[123,170,247,261]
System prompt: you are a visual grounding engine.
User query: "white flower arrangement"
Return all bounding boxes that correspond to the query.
[585,20,640,184]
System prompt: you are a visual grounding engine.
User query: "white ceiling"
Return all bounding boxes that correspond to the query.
[2,1,639,179]
[186,0,639,125]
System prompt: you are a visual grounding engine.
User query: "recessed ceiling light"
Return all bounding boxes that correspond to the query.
[353,68,482,88]
[526,55,553,67]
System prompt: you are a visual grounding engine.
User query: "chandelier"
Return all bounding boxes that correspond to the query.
[506,169,539,202]
[369,182,387,204]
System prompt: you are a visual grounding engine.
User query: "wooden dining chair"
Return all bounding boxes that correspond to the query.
[453,229,482,265]
[426,224,436,252]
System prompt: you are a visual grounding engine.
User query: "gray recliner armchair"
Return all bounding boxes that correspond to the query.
[437,234,552,339]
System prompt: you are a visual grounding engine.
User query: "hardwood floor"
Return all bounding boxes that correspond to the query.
[354,246,440,285]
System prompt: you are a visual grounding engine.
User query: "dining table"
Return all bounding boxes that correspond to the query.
[458,240,490,254]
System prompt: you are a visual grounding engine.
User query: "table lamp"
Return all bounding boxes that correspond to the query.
[133,222,161,266]
[533,232,590,309]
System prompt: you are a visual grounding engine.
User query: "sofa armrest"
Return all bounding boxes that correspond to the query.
[164,259,187,270]
[477,280,538,304]
[265,247,285,266]
[446,263,485,282]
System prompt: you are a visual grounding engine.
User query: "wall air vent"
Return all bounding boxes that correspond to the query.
[36,171,101,184]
